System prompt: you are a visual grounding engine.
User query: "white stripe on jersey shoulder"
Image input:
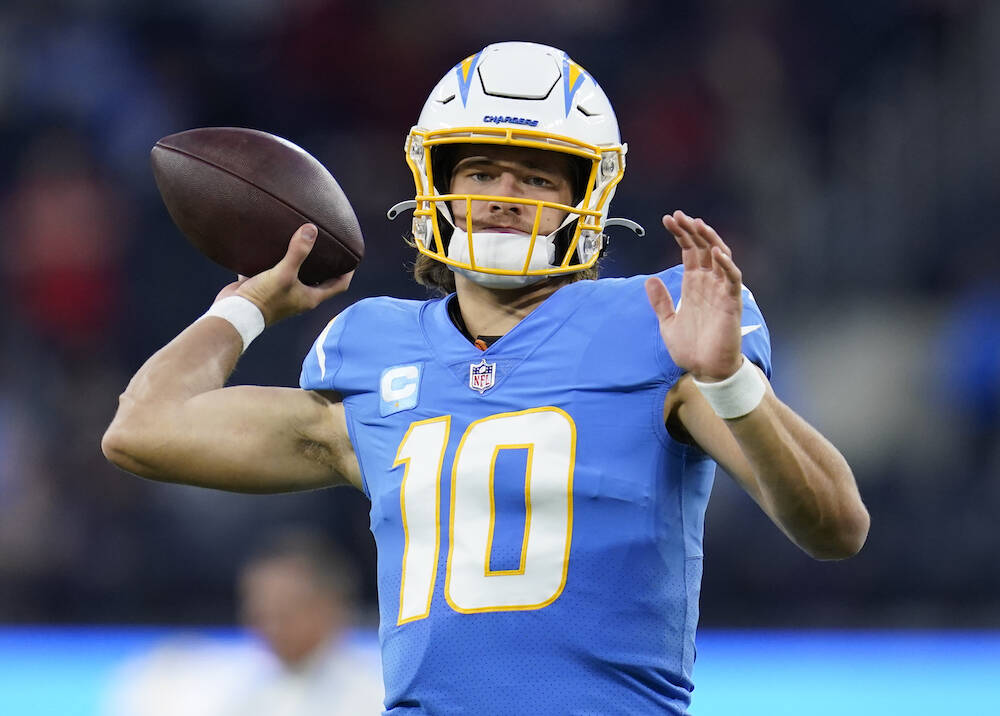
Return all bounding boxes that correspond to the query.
[740,284,760,335]
[314,313,345,381]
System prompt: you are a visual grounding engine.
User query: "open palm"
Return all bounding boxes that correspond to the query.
[644,210,744,382]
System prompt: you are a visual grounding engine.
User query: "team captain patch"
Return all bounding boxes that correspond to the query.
[380,363,422,416]
[468,358,496,394]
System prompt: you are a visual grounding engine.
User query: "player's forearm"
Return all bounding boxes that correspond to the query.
[727,394,870,560]
[116,317,242,409]
[102,319,243,475]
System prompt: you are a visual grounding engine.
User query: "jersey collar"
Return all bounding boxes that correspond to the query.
[419,279,597,365]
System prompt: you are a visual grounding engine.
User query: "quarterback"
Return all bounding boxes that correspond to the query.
[104,42,869,714]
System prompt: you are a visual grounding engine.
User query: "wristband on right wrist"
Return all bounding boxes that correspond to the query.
[692,357,766,419]
[200,295,266,353]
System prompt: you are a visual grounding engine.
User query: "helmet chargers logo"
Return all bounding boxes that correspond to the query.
[482,115,539,127]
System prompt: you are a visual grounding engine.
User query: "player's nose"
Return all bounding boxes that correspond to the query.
[488,172,524,214]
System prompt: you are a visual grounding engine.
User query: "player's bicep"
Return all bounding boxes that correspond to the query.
[120,386,360,493]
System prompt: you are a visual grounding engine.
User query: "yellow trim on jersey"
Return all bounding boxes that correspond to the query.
[483,443,534,577]
[394,415,451,625]
[444,406,576,615]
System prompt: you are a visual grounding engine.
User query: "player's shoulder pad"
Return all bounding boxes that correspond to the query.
[299,296,424,391]
[587,266,684,300]
[592,265,685,296]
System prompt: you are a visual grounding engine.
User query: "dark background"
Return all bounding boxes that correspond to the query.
[0,0,997,629]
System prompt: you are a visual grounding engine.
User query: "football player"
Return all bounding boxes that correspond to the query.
[104,42,869,714]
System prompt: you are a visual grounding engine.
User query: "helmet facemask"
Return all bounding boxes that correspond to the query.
[405,128,625,287]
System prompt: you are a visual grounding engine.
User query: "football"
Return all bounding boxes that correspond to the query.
[151,127,364,285]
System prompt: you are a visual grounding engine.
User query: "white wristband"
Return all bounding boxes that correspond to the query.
[201,295,265,352]
[692,357,766,419]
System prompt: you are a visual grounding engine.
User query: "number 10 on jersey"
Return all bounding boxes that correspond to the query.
[392,407,576,624]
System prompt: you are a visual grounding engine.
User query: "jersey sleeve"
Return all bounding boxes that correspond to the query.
[300,304,357,392]
[739,285,772,378]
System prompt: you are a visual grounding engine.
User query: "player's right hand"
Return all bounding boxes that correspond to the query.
[214,223,354,325]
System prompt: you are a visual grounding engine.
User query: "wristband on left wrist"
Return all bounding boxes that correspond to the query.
[692,357,766,419]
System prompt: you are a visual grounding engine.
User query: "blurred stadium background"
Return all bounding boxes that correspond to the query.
[0,0,997,713]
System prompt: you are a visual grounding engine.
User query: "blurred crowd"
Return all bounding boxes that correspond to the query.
[0,0,997,629]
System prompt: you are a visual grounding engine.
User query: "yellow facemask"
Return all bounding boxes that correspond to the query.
[403,126,626,279]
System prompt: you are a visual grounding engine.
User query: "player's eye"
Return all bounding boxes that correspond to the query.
[524,175,554,188]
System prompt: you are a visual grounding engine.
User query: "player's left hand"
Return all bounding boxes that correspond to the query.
[645,210,743,382]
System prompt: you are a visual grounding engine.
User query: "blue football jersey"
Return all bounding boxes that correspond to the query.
[300,267,771,715]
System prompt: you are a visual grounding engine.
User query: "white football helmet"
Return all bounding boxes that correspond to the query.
[388,41,643,288]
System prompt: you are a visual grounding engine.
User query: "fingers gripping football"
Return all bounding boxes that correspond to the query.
[645,210,744,382]
[227,224,354,325]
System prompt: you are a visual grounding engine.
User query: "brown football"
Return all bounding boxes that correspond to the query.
[151,127,363,285]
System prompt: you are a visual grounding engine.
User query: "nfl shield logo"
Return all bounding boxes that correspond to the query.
[468,358,496,394]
